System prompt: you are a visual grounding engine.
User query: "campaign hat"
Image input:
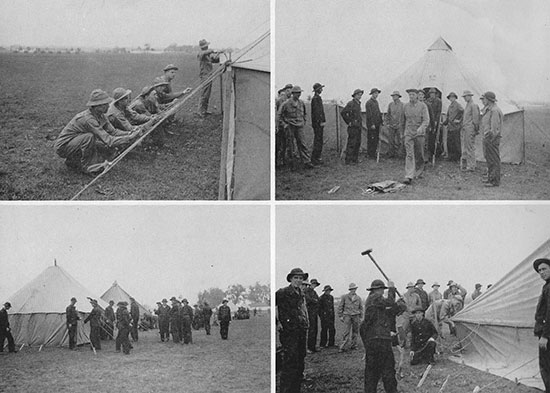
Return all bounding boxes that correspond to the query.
[534,258,550,272]
[86,89,112,107]
[367,279,387,291]
[163,64,178,72]
[286,267,308,282]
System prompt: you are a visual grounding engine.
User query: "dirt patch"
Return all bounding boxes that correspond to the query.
[0,317,269,393]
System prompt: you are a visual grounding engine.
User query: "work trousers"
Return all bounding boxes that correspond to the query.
[410,341,436,365]
[307,309,318,351]
[116,327,131,354]
[220,321,230,339]
[461,125,477,170]
[89,325,101,350]
[0,328,16,352]
[319,317,335,347]
[346,126,362,164]
[204,319,211,335]
[182,316,193,344]
[199,79,212,115]
[130,319,138,341]
[404,134,425,180]
[311,124,324,163]
[540,345,550,393]
[276,127,287,166]
[483,134,501,186]
[170,321,181,343]
[67,323,77,349]
[159,318,170,341]
[364,340,398,393]
[279,328,307,393]
[387,126,403,158]
[426,123,442,159]
[55,134,98,172]
[366,125,380,159]
[288,125,311,165]
[340,314,361,351]
[447,126,462,161]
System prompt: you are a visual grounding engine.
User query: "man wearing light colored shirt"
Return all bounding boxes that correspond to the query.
[480,91,504,187]
[338,283,363,352]
[402,89,429,184]
[460,90,480,171]
[386,91,404,158]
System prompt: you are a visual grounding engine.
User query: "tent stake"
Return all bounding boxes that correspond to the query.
[38,344,43,352]
[417,364,432,387]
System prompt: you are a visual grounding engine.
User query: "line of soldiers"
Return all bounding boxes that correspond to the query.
[276,267,478,393]
[277,82,504,188]
[53,39,221,176]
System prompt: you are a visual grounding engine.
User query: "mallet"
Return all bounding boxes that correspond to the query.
[361,248,402,298]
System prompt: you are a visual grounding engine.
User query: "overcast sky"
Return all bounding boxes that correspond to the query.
[276,204,550,300]
[276,0,550,103]
[0,0,269,49]
[0,205,270,309]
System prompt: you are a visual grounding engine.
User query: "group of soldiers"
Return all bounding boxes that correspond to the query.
[53,39,221,175]
[276,267,488,393]
[276,83,504,188]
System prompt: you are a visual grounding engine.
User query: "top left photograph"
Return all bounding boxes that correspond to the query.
[0,0,270,200]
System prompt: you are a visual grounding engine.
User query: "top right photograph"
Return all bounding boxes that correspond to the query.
[275,0,550,200]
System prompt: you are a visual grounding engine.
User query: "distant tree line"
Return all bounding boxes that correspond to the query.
[197,281,270,307]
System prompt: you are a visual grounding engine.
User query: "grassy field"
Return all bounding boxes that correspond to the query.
[277,320,540,393]
[276,105,550,200]
[0,52,223,200]
[0,317,269,393]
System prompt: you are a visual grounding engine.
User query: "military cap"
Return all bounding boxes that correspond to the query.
[432,282,440,288]
[406,88,419,94]
[367,279,387,291]
[312,83,325,91]
[390,90,402,97]
[86,89,112,107]
[117,301,128,307]
[152,77,169,88]
[162,298,168,303]
[429,87,437,93]
[163,64,179,72]
[462,90,474,97]
[348,282,358,290]
[447,92,458,99]
[406,281,415,288]
[222,299,228,303]
[199,39,210,48]
[475,283,482,289]
[156,302,162,305]
[182,298,188,304]
[416,279,426,285]
[89,298,98,304]
[286,267,308,282]
[71,297,77,302]
[310,278,320,286]
[322,285,333,292]
[129,297,135,302]
[4,302,11,308]
[447,280,454,286]
[109,300,114,304]
[534,258,550,272]
[302,279,310,286]
[481,91,497,102]
[277,88,286,94]
[412,307,425,313]
[291,86,303,93]
[352,88,364,97]
[369,88,381,95]
[112,87,132,103]
[170,296,177,302]
[284,83,293,90]
[140,85,154,97]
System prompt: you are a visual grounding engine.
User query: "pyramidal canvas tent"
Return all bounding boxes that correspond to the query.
[6,263,107,348]
[100,281,149,317]
[219,31,270,200]
[452,239,550,390]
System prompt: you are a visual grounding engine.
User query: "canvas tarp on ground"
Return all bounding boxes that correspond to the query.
[452,239,550,390]
[219,32,270,200]
[100,281,149,317]
[6,264,107,348]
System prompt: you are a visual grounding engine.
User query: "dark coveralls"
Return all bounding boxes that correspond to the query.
[304,286,319,351]
[115,306,131,354]
[202,305,213,335]
[311,93,326,164]
[197,48,220,115]
[66,304,79,349]
[276,285,309,393]
[319,292,335,347]
[169,305,181,343]
[360,288,405,393]
[84,305,102,350]
[365,97,383,159]
[443,101,464,161]
[155,304,171,341]
[0,308,16,352]
[410,317,437,365]
[181,305,194,344]
[130,301,139,342]
[535,278,550,391]
[341,98,363,164]
[103,305,115,340]
[426,96,442,158]
[218,304,232,339]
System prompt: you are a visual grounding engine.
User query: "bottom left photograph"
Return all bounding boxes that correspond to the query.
[0,204,270,393]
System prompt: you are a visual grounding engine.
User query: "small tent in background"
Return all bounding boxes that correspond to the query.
[452,239,550,391]
[219,31,270,200]
[7,262,107,348]
[100,281,149,317]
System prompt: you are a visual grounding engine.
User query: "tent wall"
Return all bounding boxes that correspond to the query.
[100,282,149,317]
[474,110,525,164]
[219,66,270,200]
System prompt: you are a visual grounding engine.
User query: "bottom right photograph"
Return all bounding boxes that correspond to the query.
[275,204,550,393]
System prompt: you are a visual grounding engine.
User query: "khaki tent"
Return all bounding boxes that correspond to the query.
[452,239,550,390]
[219,32,270,200]
[100,281,149,317]
[6,263,107,348]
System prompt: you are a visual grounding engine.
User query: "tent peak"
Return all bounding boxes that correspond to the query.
[54,258,57,266]
[428,36,452,51]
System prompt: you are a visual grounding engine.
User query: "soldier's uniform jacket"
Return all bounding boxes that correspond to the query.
[276,285,309,331]
[104,305,115,322]
[386,100,404,130]
[169,304,180,323]
[107,103,150,131]
[116,306,131,329]
[414,287,429,311]
[462,101,480,131]
[426,96,442,127]
[197,49,220,78]
[365,97,383,129]
[304,287,319,314]
[156,74,174,105]
[279,98,306,128]
[341,98,362,128]
[84,305,102,328]
[180,305,194,319]
[218,305,232,322]
[480,103,503,138]
[202,305,213,320]
[130,302,140,322]
[535,279,550,338]
[311,94,326,126]
[130,95,160,116]
[403,101,430,137]
[443,101,464,132]
[319,293,335,320]
[0,308,10,331]
[360,288,405,342]
[155,305,170,320]
[410,317,438,352]
[66,304,79,327]
[54,109,133,152]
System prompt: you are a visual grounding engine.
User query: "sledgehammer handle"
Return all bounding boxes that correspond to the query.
[361,249,402,298]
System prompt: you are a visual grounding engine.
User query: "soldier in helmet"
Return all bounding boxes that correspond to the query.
[107,87,152,133]
[197,39,221,117]
[180,299,194,344]
[311,83,326,165]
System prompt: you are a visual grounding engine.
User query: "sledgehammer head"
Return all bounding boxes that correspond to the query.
[361,249,373,256]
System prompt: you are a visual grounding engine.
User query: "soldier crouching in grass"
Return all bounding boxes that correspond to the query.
[107,87,152,132]
[54,89,140,175]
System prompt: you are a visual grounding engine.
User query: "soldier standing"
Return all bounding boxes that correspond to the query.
[386,91,405,158]
[428,283,442,306]
[534,258,550,392]
[155,299,171,342]
[443,92,464,162]
[460,90,480,171]
[181,299,194,344]
[103,300,115,340]
[115,301,131,355]
[319,285,335,348]
[129,297,139,342]
[311,83,326,165]
[275,84,293,167]
[365,88,383,159]
[338,283,363,352]
[197,39,221,117]
[66,297,80,350]
[83,298,102,350]
[0,302,16,353]
[341,89,364,165]
[426,87,442,159]
[480,91,503,187]
[413,279,429,311]
[169,297,181,343]
[202,302,213,335]
[305,278,320,352]
[218,299,232,340]
[402,88,429,184]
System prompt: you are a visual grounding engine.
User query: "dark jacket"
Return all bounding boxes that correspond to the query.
[169,304,180,323]
[276,285,309,331]
[0,308,9,330]
[535,280,550,338]
[360,288,405,342]
[155,304,170,321]
[319,293,335,321]
[202,305,213,320]
[180,305,194,319]
[116,306,131,329]
[304,287,319,314]
[130,302,140,322]
[311,94,326,126]
[218,304,232,322]
[411,318,438,352]
[104,305,115,322]
[414,287,430,311]
[365,98,383,128]
[66,304,79,326]
[426,96,442,128]
[341,98,362,128]
[84,305,102,328]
